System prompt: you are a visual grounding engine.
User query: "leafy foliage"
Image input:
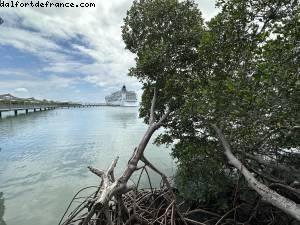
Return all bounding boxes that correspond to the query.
[173,138,234,205]
[122,0,300,218]
[122,0,204,123]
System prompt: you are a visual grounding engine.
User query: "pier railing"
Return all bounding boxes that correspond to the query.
[0,104,57,111]
[0,94,110,118]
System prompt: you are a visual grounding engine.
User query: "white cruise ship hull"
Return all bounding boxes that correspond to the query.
[106,100,138,107]
[121,101,138,107]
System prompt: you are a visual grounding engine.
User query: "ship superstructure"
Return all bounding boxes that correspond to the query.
[105,85,138,107]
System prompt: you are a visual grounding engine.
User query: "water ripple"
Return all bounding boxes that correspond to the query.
[0,107,174,225]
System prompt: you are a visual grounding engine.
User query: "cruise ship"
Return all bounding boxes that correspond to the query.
[105,85,138,107]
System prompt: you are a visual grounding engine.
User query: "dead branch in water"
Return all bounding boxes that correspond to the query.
[58,159,222,225]
[58,90,300,225]
[58,89,185,225]
[58,90,216,225]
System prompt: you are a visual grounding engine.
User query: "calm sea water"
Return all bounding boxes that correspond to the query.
[0,107,174,225]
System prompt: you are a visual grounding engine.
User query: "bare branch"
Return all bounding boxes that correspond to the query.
[249,167,284,184]
[88,166,105,178]
[107,156,119,182]
[156,107,171,126]
[269,183,300,197]
[104,208,113,225]
[212,124,300,221]
[184,209,220,218]
[149,87,157,125]
[120,123,160,184]
[141,155,173,193]
[61,93,173,225]
[244,152,300,177]
[215,204,244,225]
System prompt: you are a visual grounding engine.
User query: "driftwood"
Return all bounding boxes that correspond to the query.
[58,90,220,225]
[58,89,187,225]
[58,155,224,225]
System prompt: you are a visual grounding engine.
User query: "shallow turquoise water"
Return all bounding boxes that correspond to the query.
[0,107,174,225]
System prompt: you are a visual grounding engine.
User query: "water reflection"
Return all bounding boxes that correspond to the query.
[0,192,7,225]
[107,108,138,129]
[0,107,174,225]
[0,110,53,141]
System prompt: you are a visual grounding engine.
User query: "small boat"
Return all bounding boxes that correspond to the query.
[105,85,138,107]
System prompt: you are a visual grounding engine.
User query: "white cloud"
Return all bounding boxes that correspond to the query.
[0,26,59,49]
[0,75,79,99]
[43,62,84,73]
[0,69,32,77]
[0,0,136,83]
[14,87,29,93]
[0,0,219,101]
[13,87,29,98]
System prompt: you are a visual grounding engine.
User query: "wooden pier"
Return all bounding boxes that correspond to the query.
[0,93,110,119]
[0,103,110,118]
[0,105,57,118]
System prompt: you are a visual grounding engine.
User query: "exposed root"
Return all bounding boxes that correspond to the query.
[59,184,218,225]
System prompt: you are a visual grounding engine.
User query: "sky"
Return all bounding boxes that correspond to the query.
[0,0,219,103]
